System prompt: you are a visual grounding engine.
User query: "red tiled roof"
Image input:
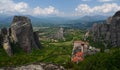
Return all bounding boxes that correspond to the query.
[72,52,84,62]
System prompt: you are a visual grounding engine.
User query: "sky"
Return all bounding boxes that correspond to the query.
[0,0,120,17]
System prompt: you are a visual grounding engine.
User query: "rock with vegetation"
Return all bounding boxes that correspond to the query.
[54,27,65,40]
[3,35,13,56]
[0,29,2,46]
[33,31,42,48]
[91,11,120,47]
[10,16,40,53]
[0,16,41,56]
[0,28,13,56]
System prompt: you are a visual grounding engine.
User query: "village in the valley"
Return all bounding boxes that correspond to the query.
[71,30,101,63]
[72,40,100,63]
[37,27,101,63]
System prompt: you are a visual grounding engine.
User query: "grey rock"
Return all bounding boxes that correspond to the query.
[0,29,2,46]
[0,63,65,70]
[113,10,120,17]
[3,35,13,56]
[13,64,44,70]
[0,28,13,56]
[33,31,42,48]
[55,27,65,40]
[91,11,120,47]
[106,17,112,24]
[0,16,41,56]
[10,16,40,53]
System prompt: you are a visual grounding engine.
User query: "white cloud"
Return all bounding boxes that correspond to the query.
[75,3,120,16]
[0,0,60,16]
[0,0,29,14]
[33,6,59,15]
[98,0,113,2]
[75,4,92,15]
[14,2,28,13]
[0,0,119,17]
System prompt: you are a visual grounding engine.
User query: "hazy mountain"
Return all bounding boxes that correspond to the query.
[68,15,107,24]
[0,15,108,28]
[0,15,13,24]
[80,15,107,22]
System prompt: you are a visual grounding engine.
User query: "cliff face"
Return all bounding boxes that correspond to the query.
[91,11,120,47]
[0,16,41,56]
[55,27,65,40]
[0,27,13,56]
[10,16,40,53]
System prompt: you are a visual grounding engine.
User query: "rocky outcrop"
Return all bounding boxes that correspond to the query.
[91,11,120,47]
[0,63,65,70]
[54,27,65,40]
[49,27,65,41]
[3,35,13,56]
[0,29,3,46]
[0,28,13,56]
[0,16,41,56]
[33,31,42,48]
[10,16,40,53]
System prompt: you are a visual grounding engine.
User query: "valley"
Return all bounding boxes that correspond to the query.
[0,10,120,70]
[0,27,83,68]
[0,26,120,70]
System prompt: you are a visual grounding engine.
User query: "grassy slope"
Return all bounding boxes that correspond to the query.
[1,28,120,70]
[0,28,83,68]
[0,42,73,68]
[75,48,120,70]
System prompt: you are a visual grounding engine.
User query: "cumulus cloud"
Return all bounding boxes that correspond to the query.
[33,6,59,15]
[98,0,113,2]
[0,0,120,17]
[0,0,29,14]
[75,3,120,16]
[0,0,60,16]
[14,2,28,13]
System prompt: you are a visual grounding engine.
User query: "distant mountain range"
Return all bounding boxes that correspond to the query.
[0,15,108,29]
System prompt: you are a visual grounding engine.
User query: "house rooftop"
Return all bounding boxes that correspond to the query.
[74,40,89,45]
[74,41,83,43]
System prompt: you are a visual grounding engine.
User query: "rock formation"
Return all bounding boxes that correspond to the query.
[0,29,2,46]
[0,16,41,56]
[0,27,13,56]
[0,63,65,70]
[33,31,42,48]
[55,27,65,40]
[49,27,65,41]
[91,11,120,47]
[10,16,40,53]
[3,35,13,56]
